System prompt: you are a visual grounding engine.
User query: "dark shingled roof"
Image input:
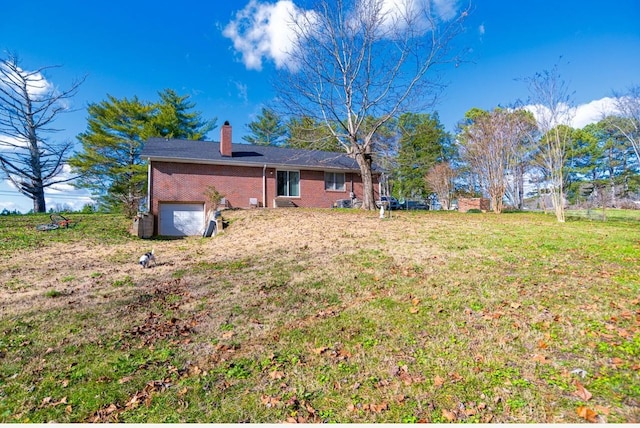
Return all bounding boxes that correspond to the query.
[141,138,363,172]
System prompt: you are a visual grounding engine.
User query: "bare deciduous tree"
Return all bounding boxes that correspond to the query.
[610,85,640,165]
[524,65,574,222]
[425,161,456,209]
[504,110,538,209]
[0,53,84,212]
[458,108,530,213]
[276,0,469,209]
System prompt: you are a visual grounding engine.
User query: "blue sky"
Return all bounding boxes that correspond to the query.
[1,0,639,213]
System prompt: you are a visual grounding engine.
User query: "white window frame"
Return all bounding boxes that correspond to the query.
[276,170,300,197]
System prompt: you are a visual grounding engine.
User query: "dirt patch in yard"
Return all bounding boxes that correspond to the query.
[0,209,451,384]
[0,208,445,324]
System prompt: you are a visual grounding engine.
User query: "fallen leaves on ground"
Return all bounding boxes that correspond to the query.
[261,395,281,408]
[449,372,464,383]
[347,401,389,414]
[434,402,495,423]
[40,396,67,408]
[433,375,445,388]
[576,406,599,423]
[310,345,351,361]
[269,370,285,380]
[532,354,550,364]
[315,307,340,318]
[610,357,625,369]
[261,395,321,423]
[441,409,457,422]
[481,309,504,320]
[391,365,424,386]
[123,279,198,347]
[86,379,172,422]
[573,380,593,401]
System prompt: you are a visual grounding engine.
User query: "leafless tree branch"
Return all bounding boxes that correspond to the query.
[523,64,574,222]
[0,51,85,212]
[274,0,470,209]
[610,85,640,165]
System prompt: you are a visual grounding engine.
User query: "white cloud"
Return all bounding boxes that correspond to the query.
[431,0,458,21]
[478,23,485,36]
[523,102,574,129]
[374,0,460,35]
[378,0,422,32]
[523,97,623,130]
[223,0,461,71]
[0,199,24,213]
[230,80,249,103]
[44,195,95,213]
[46,164,83,193]
[0,134,29,150]
[570,97,621,129]
[222,0,304,71]
[0,62,53,98]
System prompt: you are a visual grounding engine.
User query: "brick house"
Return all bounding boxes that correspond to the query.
[140,122,379,236]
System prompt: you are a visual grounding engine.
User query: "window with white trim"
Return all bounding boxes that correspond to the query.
[324,172,345,191]
[277,170,300,197]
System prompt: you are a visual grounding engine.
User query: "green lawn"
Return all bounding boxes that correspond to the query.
[0,209,638,423]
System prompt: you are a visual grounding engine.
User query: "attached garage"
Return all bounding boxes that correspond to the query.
[158,203,205,236]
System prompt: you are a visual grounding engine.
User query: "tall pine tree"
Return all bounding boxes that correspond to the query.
[69,95,154,216]
[70,90,215,216]
[152,89,216,140]
[394,113,448,200]
[243,107,287,146]
[286,116,341,151]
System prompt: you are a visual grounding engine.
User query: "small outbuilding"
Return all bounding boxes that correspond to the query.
[457,197,491,213]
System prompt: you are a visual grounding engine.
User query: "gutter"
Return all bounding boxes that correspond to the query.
[144,156,358,173]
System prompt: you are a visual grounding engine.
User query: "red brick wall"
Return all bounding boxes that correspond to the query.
[149,161,379,214]
[458,197,491,212]
[220,124,232,157]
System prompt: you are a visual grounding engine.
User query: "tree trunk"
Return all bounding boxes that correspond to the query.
[33,186,46,213]
[354,151,376,210]
[551,187,565,222]
[610,178,615,208]
[517,164,524,210]
[492,195,501,213]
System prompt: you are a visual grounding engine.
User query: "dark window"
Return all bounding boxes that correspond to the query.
[325,172,345,191]
[277,170,300,197]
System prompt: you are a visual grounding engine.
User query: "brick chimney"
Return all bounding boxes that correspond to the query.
[220,121,232,157]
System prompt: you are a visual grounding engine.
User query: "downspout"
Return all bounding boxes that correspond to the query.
[263,164,267,209]
[147,161,152,213]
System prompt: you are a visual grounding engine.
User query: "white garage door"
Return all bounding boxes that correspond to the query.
[158,203,204,236]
